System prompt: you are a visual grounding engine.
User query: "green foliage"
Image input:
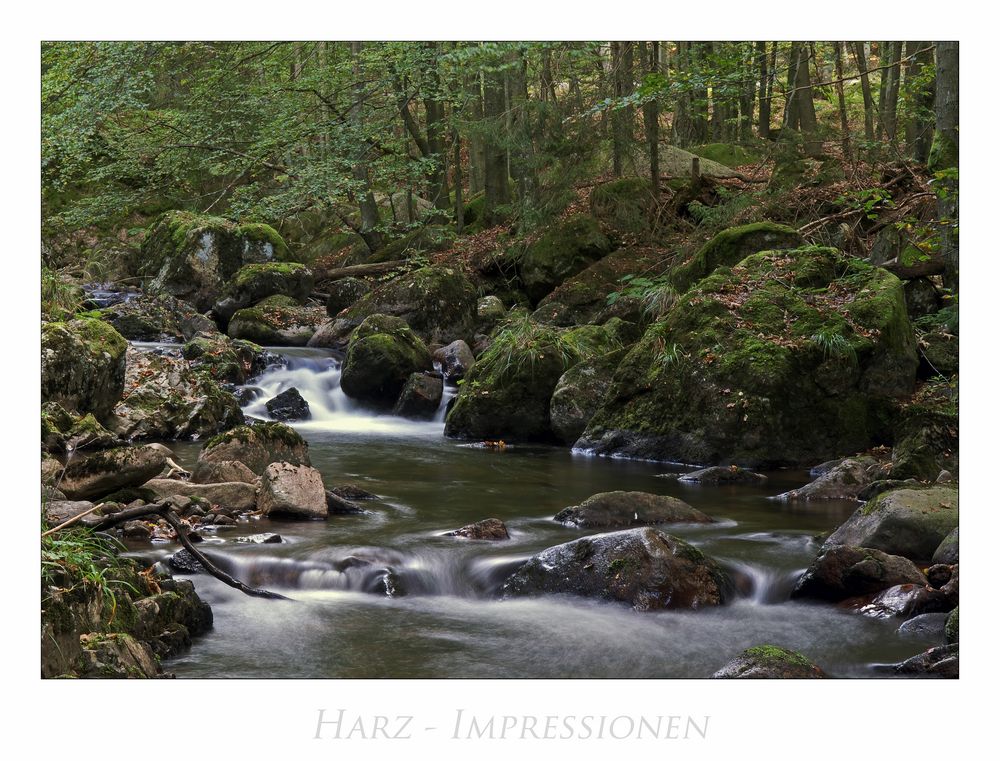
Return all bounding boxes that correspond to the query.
[809,328,858,365]
[837,187,895,220]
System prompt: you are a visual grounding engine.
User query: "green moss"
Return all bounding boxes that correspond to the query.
[519,215,613,302]
[690,143,760,168]
[589,177,653,235]
[369,225,455,264]
[744,645,815,669]
[231,261,308,289]
[236,223,291,261]
[928,132,958,173]
[945,607,959,645]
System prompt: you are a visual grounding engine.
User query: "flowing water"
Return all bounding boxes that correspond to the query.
[128,346,938,678]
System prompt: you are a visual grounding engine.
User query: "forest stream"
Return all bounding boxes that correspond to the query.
[123,344,938,678]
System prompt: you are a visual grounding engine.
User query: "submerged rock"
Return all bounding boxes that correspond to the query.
[776,456,883,500]
[823,485,959,561]
[712,645,826,679]
[677,465,767,485]
[553,491,713,529]
[59,445,167,501]
[897,612,950,639]
[340,314,433,408]
[579,246,918,468]
[266,387,311,422]
[257,462,327,520]
[198,421,310,475]
[41,317,128,421]
[791,545,926,602]
[325,491,369,515]
[501,527,733,610]
[445,518,510,541]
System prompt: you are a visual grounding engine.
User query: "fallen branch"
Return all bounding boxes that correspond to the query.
[315,259,408,282]
[41,503,107,538]
[65,502,289,601]
[881,256,945,279]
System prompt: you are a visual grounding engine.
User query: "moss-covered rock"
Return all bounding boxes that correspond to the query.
[823,485,959,561]
[199,421,310,475]
[94,293,218,342]
[668,222,804,294]
[518,215,614,303]
[501,527,734,610]
[444,316,625,442]
[549,350,623,445]
[110,347,244,440]
[340,315,433,408]
[932,527,959,565]
[343,265,477,344]
[392,372,443,420]
[945,607,959,645]
[589,177,653,236]
[553,491,713,528]
[213,262,314,323]
[182,333,272,385]
[891,380,958,480]
[325,277,371,317]
[227,303,326,346]
[58,444,167,501]
[578,247,918,467]
[690,143,761,168]
[712,645,826,679]
[141,211,290,311]
[41,317,128,421]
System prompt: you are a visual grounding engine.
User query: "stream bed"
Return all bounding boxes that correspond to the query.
[128,346,937,678]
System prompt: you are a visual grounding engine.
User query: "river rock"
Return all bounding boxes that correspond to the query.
[198,421,310,475]
[342,266,478,344]
[59,445,168,501]
[890,391,958,481]
[257,462,327,519]
[945,607,959,645]
[41,317,128,420]
[549,354,619,445]
[884,644,958,678]
[554,491,713,529]
[856,478,917,502]
[190,459,259,485]
[776,457,884,500]
[501,527,733,610]
[305,318,358,351]
[445,518,510,540]
[213,262,314,324]
[340,314,433,408]
[445,319,625,442]
[227,300,326,346]
[182,333,274,385]
[236,533,283,544]
[711,645,826,679]
[144,479,257,513]
[791,546,926,602]
[109,347,245,440]
[518,214,614,303]
[96,293,218,343]
[823,485,959,561]
[43,500,100,526]
[932,527,959,565]
[168,548,206,574]
[78,633,160,679]
[393,373,443,419]
[677,465,767,485]
[132,579,214,658]
[578,246,918,468]
[433,340,475,380]
[897,612,949,639]
[266,387,311,421]
[142,211,290,312]
[859,576,957,619]
[330,484,379,501]
[325,491,369,515]
[325,277,371,317]
[476,295,506,327]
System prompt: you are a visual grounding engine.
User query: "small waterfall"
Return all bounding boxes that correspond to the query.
[725,560,804,605]
[241,348,449,436]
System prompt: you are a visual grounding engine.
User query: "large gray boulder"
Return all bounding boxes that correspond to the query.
[59,445,167,501]
[775,457,883,500]
[823,486,959,561]
[257,462,327,520]
[41,318,128,421]
[791,545,927,602]
[501,527,733,610]
[554,491,713,529]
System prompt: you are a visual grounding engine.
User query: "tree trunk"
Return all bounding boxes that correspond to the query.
[931,41,959,293]
[643,41,660,197]
[756,41,770,138]
[879,41,903,147]
[904,41,935,163]
[453,126,464,233]
[482,60,510,225]
[833,41,852,159]
[350,41,382,252]
[852,41,876,142]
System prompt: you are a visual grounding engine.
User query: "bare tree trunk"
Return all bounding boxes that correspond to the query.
[833,41,852,159]
[350,41,382,252]
[880,41,903,147]
[931,41,959,293]
[756,41,770,138]
[453,125,464,233]
[643,41,660,196]
[852,41,876,142]
[904,41,935,163]
[482,60,510,225]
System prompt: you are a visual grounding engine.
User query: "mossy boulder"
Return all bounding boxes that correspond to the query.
[109,347,244,440]
[553,491,713,528]
[549,351,623,445]
[142,211,290,311]
[932,527,959,565]
[227,303,326,346]
[41,317,128,421]
[712,646,826,679]
[199,421,310,475]
[325,277,371,317]
[444,316,625,442]
[518,215,614,303]
[343,266,477,344]
[891,381,958,480]
[945,607,959,645]
[182,333,272,385]
[690,143,760,168]
[93,293,218,342]
[791,545,927,602]
[392,372,443,420]
[213,262,314,323]
[578,247,919,467]
[58,445,167,501]
[589,178,653,236]
[339,315,433,408]
[501,527,734,610]
[668,222,804,294]
[823,485,959,561]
